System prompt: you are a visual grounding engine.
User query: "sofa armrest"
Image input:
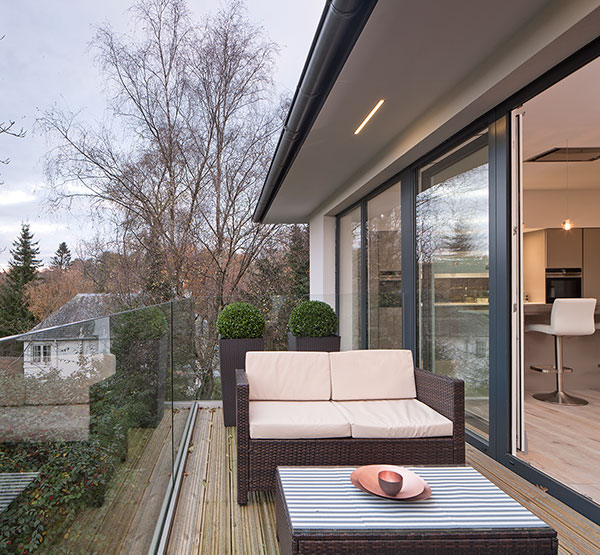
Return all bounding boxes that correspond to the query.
[236,369,249,429]
[236,369,250,504]
[414,368,465,463]
[414,367,464,422]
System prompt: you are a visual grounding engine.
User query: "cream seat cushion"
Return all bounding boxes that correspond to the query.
[249,401,351,439]
[329,349,416,400]
[246,351,331,401]
[333,400,453,438]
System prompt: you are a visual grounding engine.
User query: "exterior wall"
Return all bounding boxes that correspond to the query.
[23,339,98,378]
[309,213,336,308]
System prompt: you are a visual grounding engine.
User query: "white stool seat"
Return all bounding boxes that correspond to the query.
[524,323,552,334]
[524,298,596,406]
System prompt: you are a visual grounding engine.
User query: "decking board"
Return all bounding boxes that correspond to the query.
[167,407,600,554]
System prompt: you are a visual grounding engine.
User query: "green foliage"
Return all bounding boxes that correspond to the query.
[168,298,197,401]
[0,440,116,553]
[217,302,265,339]
[111,307,169,351]
[286,225,309,299]
[50,241,73,270]
[0,224,42,337]
[289,300,338,337]
[110,306,169,429]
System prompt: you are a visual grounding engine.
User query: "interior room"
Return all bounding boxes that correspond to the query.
[519,56,600,505]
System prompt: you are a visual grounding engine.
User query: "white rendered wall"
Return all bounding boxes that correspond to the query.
[309,213,336,309]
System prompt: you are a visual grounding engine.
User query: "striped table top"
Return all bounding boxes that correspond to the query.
[0,472,39,513]
[277,466,550,532]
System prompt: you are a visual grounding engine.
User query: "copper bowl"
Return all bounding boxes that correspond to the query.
[378,470,403,496]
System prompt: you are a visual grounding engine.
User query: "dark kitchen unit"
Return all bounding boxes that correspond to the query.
[545,268,582,303]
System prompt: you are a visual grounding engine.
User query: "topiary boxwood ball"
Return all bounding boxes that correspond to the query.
[289,300,338,338]
[217,302,265,339]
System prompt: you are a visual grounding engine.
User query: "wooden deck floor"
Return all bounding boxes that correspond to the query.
[168,406,600,554]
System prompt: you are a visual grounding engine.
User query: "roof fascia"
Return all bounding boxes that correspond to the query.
[253,0,378,223]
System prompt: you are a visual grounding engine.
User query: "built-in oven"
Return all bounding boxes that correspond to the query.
[545,268,582,303]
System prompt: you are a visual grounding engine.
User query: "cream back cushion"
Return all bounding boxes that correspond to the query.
[329,349,416,400]
[246,351,331,401]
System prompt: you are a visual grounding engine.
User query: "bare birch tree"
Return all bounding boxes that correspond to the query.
[40,0,283,395]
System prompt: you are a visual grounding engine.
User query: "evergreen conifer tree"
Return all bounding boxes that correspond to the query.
[286,225,309,300]
[0,224,42,336]
[50,241,73,269]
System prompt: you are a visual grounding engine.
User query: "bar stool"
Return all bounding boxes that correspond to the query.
[525,298,596,406]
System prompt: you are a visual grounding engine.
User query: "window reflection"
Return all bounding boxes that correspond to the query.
[417,133,490,438]
[339,207,362,350]
[367,183,402,348]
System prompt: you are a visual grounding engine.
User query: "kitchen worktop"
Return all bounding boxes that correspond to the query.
[524,301,600,315]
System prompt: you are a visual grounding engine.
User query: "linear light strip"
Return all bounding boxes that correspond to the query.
[354,99,384,135]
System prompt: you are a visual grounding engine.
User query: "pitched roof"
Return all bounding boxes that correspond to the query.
[31,294,114,332]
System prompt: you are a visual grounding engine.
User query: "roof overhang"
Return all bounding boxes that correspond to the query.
[255,0,600,224]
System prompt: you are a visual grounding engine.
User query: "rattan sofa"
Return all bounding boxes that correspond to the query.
[235,350,465,505]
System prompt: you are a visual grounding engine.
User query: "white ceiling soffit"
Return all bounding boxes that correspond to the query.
[263,0,600,223]
[523,56,600,191]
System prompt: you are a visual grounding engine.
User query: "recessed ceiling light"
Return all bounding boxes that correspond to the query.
[526,147,600,162]
[354,99,384,135]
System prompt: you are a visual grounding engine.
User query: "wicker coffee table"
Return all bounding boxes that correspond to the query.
[275,466,557,554]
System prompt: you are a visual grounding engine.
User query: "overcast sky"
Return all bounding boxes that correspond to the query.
[0,0,324,268]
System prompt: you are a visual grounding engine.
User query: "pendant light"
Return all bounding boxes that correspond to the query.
[561,143,574,231]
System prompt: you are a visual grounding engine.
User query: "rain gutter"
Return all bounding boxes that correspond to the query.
[253,0,378,223]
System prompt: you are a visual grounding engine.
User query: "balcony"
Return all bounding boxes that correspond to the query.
[1,300,599,553]
[168,405,600,554]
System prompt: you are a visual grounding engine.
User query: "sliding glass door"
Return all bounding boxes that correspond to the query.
[338,183,402,350]
[339,207,362,350]
[367,183,402,349]
[416,131,490,438]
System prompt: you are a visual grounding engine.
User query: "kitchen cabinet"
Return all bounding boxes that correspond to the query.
[583,228,600,301]
[545,228,582,268]
[523,230,546,302]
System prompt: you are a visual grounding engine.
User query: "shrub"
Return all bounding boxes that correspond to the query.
[0,440,116,553]
[109,307,169,429]
[217,302,265,339]
[288,300,338,337]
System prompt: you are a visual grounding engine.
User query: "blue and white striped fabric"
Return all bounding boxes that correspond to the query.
[0,472,38,513]
[278,466,549,531]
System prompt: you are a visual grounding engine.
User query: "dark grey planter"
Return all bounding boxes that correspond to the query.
[219,337,264,426]
[288,332,341,352]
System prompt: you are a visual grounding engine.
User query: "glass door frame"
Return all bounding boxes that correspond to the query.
[399,112,508,457]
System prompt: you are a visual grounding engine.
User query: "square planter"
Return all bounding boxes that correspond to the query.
[288,332,340,352]
[219,337,264,426]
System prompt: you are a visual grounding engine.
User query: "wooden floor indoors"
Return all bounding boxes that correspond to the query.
[167,405,600,554]
[518,389,600,505]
